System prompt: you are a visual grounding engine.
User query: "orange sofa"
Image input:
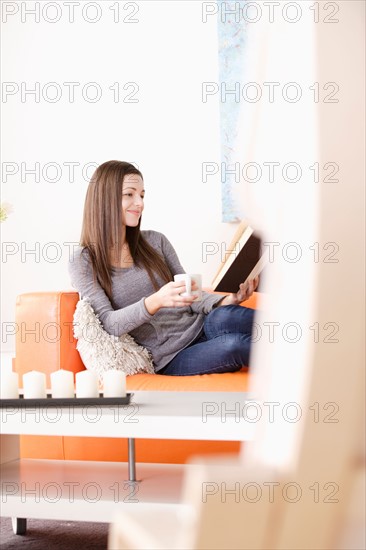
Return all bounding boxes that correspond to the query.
[13,291,258,464]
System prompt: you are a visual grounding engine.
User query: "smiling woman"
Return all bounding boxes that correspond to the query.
[121,173,145,224]
[78,160,172,296]
[68,160,259,376]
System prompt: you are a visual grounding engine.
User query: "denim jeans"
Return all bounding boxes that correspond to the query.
[159,305,255,376]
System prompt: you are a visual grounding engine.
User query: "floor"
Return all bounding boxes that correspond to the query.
[0,517,109,550]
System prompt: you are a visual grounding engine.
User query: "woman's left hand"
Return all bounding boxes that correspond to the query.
[218,276,259,307]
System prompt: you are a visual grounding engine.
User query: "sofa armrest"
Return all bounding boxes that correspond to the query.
[14,291,85,386]
[204,288,259,310]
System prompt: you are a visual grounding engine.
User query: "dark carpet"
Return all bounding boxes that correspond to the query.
[0,517,109,549]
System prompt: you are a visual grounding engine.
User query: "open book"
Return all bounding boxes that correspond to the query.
[211,220,267,293]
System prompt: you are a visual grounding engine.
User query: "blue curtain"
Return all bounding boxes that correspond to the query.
[217,0,248,222]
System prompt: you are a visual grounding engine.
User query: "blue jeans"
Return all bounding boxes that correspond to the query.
[159,305,255,376]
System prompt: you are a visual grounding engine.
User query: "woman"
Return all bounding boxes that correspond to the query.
[69,160,259,376]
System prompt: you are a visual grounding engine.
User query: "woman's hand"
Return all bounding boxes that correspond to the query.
[145,281,198,315]
[217,276,259,307]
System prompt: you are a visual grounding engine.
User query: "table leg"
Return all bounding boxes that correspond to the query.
[12,517,27,535]
[127,438,137,482]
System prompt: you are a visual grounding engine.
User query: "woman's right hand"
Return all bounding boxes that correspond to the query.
[145,281,198,315]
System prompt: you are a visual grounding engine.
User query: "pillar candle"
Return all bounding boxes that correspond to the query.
[23,371,47,399]
[75,370,99,398]
[1,371,19,399]
[103,370,126,398]
[50,370,75,398]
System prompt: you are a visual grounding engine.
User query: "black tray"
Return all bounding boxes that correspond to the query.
[0,392,133,408]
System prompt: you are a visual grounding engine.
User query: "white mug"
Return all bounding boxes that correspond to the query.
[174,273,202,302]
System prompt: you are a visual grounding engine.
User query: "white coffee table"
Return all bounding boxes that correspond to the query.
[0,390,255,535]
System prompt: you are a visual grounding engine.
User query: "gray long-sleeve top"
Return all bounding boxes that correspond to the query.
[68,230,224,372]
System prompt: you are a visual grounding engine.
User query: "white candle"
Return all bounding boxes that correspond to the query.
[75,370,99,398]
[23,371,47,399]
[1,371,19,399]
[50,370,74,398]
[103,370,126,398]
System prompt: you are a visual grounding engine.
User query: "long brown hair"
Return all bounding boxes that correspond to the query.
[80,160,173,302]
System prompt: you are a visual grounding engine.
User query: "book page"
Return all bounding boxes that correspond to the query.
[211,220,250,283]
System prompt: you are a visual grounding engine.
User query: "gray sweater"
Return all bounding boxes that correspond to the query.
[68,230,224,372]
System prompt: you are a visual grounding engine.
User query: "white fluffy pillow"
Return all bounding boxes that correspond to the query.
[73,298,155,380]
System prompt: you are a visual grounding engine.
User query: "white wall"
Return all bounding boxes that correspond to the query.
[235,2,365,547]
[242,0,365,480]
[231,1,319,470]
[1,1,237,353]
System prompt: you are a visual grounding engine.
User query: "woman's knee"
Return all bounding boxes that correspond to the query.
[204,305,255,338]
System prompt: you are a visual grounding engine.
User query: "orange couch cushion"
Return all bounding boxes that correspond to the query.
[126,369,249,392]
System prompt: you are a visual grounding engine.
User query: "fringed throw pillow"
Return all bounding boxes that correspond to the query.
[73,298,155,380]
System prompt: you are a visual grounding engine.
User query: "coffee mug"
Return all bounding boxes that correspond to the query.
[174,273,202,302]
